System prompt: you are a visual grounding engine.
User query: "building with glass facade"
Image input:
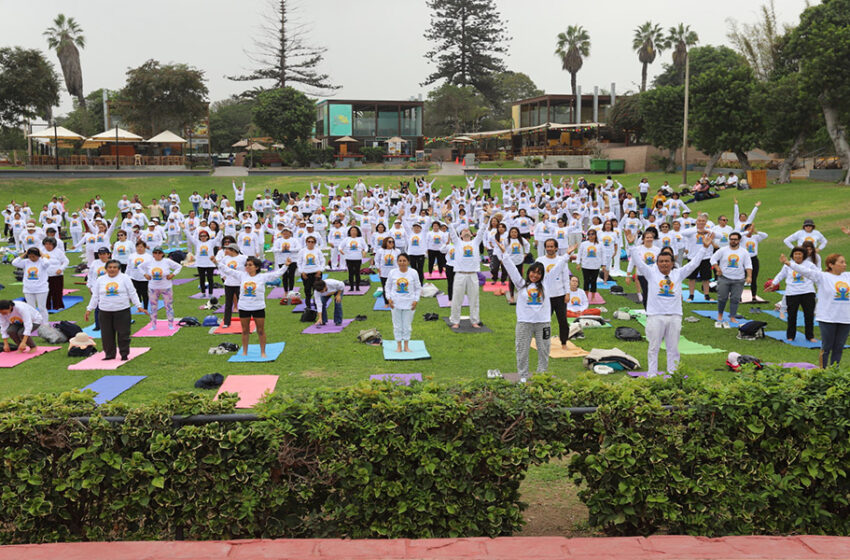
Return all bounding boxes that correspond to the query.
[315,99,424,156]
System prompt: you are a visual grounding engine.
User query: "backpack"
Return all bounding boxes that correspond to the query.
[202,315,219,327]
[168,250,187,264]
[357,328,382,344]
[178,316,200,327]
[56,320,83,340]
[38,324,67,344]
[194,373,225,389]
[615,326,643,342]
[610,285,625,294]
[737,320,767,340]
[300,309,317,323]
[68,345,97,358]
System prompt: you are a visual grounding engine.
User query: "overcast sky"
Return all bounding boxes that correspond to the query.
[2,0,810,119]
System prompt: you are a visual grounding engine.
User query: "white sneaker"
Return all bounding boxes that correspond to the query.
[714,321,723,328]
[721,321,731,329]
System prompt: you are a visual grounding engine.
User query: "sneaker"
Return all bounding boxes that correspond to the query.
[721,322,731,329]
[688,294,694,301]
[714,321,724,328]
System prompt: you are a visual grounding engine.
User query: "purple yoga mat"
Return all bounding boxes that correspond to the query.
[370,373,423,385]
[172,278,195,286]
[267,287,299,299]
[301,318,353,334]
[436,294,469,308]
[188,289,225,299]
[343,284,371,296]
[775,362,818,370]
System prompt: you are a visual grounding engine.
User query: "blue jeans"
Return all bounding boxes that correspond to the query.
[320,295,343,325]
[819,321,850,366]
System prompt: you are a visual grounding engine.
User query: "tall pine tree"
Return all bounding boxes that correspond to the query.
[228,0,337,97]
[422,0,510,99]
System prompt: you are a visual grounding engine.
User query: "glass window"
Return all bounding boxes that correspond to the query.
[377,108,399,136]
[353,109,376,136]
[401,106,422,136]
[552,102,571,125]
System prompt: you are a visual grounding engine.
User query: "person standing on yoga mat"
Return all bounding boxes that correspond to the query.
[141,247,182,330]
[770,247,817,343]
[12,247,54,324]
[375,237,400,305]
[40,237,69,313]
[781,252,850,367]
[85,260,145,361]
[575,229,602,297]
[682,214,715,302]
[386,253,422,353]
[632,232,714,376]
[426,221,447,275]
[127,241,153,313]
[404,221,427,285]
[447,218,487,330]
[537,239,578,350]
[272,228,300,297]
[625,228,660,310]
[504,227,530,304]
[311,278,346,327]
[494,243,569,381]
[711,232,752,328]
[217,256,287,359]
[297,235,326,309]
[339,226,368,292]
[0,300,41,352]
[214,242,247,328]
[186,227,221,298]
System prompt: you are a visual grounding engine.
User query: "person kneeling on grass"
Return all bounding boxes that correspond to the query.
[386,253,422,353]
[0,299,41,353]
[217,256,287,359]
[312,278,346,327]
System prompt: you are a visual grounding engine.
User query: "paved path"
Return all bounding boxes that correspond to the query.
[434,162,466,176]
[212,166,248,177]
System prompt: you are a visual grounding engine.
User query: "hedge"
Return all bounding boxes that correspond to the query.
[3,366,850,543]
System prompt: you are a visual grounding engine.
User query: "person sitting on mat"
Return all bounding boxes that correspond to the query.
[84,259,146,361]
[566,276,590,318]
[312,278,346,327]
[0,299,42,353]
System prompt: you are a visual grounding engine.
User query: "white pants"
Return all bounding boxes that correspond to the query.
[391,307,415,341]
[450,272,480,325]
[646,314,682,374]
[25,291,49,324]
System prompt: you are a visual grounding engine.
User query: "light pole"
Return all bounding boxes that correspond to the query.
[681,50,690,187]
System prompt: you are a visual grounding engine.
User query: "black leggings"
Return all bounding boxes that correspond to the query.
[445,265,455,300]
[786,292,816,341]
[409,254,425,284]
[198,266,215,295]
[223,285,240,326]
[508,262,524,297]
[638,275,649,310]
[303,272,321,306]
[132,279,149,310]
[381,277,388,304]
[427,249,445,274]
[490,254,508,282]
[346,259,362,290]
[280,262,297,292]
[550,295,569,346]
[750,256,760,296]
[582,268,599,294]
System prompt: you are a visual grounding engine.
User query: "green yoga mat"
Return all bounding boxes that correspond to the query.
[634,314,724,354]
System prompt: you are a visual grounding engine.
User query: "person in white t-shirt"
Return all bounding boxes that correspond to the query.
[386,253,423,353]
[710,232,752,328]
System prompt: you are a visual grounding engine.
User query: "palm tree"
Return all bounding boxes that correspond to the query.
[633,22,667,92]
[44,14,86,108]
[555,25,591,98]
[667,24,699,70]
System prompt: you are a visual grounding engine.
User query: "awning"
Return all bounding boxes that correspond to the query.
[90,127,144,142]
[28,125,84,140]
[146,130,187,143]
[335,136,359,143]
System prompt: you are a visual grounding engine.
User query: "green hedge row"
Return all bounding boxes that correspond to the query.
[3,366,850,543]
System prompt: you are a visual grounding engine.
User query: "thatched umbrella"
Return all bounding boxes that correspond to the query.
[28,124,84,169]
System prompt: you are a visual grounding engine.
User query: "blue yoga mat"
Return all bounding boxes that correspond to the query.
[16,295,84,313]
[228,342,286,363]
[595,280,619,290]
[691,310,745,326]
[382,340,430,360]
[681,291,717,304]
[764,330,837,349]
[82,375,147,405]
[369,274,381,283]
[760,309,819,327]
[373,298,391,311]
[134,300,165,315]
[81,324,102,339]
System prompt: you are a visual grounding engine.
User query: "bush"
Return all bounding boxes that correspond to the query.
[522,157,542,168]
[360,146,386,163]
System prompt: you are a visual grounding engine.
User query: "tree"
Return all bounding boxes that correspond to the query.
[654,45,742,88]
[252,87,314,147]
[788,0,850,184]
[113,60,208,138]
[0,47,60,126]
[555,25,590,98]
[639,85,684,172]
[633,22,666,92]
[423,83,490,136]
[689,63,761,173]
[43,14,86,108]
[422,0,510,95]
[726,1,787,82]
[228,0,337,96]
[0,126,27,150]
[210,97,256,153]
[609,94,644,142]
[485,71,543,127]
[666,23,699,79]
[58,103,99,138]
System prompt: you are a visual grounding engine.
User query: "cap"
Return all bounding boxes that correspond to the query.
[225,243,240,252]
[97,247,111,254]
[803,218,815,227]
[152,247,165,254]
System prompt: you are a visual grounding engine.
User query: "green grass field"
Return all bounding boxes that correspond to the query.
[0,171,846,407]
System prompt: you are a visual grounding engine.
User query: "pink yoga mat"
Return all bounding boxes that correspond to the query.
[425,271,447,280]
[68,347,150,371]
[483,282,509,293]
[301,318,353,334]
[0,346,60,368]
[62,288,78,295]
[589,292,606,305]
[215,375,279,408]
[132,322,182,337]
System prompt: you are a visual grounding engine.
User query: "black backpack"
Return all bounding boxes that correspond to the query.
[179,316,201,326]
[168,250,187,264]
[300,309,317,323]
[68,345,97,358]
[615,326,643,341]
[57,320,83,340]
[737,320,767,340]
[610,285,625,294]
[194,373,225,389]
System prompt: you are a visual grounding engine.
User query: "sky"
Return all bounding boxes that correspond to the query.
[1,0,811,120]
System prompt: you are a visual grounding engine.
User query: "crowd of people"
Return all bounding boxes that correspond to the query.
[0,173,846,377]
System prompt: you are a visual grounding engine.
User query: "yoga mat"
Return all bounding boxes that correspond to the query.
[370,373,423,385]
[531,339,588,358]
[227,342,286,363]
[172,277,195,286]
[301,318,353,334]
[343,284,371,296]
[618,292,643,304]
[213,320,256,334]
[135,300,165,315]
[442,317,493,333]
[760,309,819,326]
[662,338,724,355]
[68,347,150,370]
[292,303,307,313]
[201,304,227,314]
[132,321,182,337]
[62,288,78,295]
[764,331,843,349]
[17,295,84,314]
[266,287,297,299]
[382,340,430,360]
[682,291,716,304]
[81,324,102,339]
[425,271,447,280]
[297,273,328,283]
[373,299,391,311]
[483,281,509,293]
[0,346,60,368]
[774,362,818,370]
[215,375,279,408]
[436,294,469,308]
[691,310,745,327]
[369,274,381,282]
[596,280,619,290]
[82,375,146,404]
[741,289,769,304]
[588,292,606,305]
[189,289,225,299]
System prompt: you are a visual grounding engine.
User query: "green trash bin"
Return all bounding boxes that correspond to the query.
[608,159,625,173]
[590,159,609,173]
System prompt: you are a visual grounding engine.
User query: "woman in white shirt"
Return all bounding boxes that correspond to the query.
[272,228,301,296]
[218,256,287,359]
[296,235,326,309]
[112,230,134,272]
[576,229,603,296]
[12,247,55,324]
[41,237,69,313]
[142,247,182,329]
[187,228,221,298]
[781,252,850,367]
[215,240,247,328]
[127,241,154,312]
[770,247,817,343]
[375,237,401,305]
[504,227,530,304]
[426,221,447,275]
[386,253,423,353]
[598,220,620,283]
[339,226,368,292]
[84,259,145,361]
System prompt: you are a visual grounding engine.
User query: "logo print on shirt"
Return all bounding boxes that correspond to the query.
[644,253,656,265]
[570,296,581,307]
[526,287,542,305]
[511,243,521,255]
[658,278,675,297]
[746,241,756,253]
[243,281,257,297]
[727,255,739,268]
[26,267,38,280]
[463,245,473,257]
[396,278,409,294]
[384,254,395,266]
[105,282,119,296]
[200,247,208,256]
[835,281,850,301]
[306,254,316,266]
[412,237,420,246]
[151,268,163,280]
[792,271,803,283]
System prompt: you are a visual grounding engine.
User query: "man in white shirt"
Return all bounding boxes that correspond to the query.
[710,232,753,328]
[233,181,246,213]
